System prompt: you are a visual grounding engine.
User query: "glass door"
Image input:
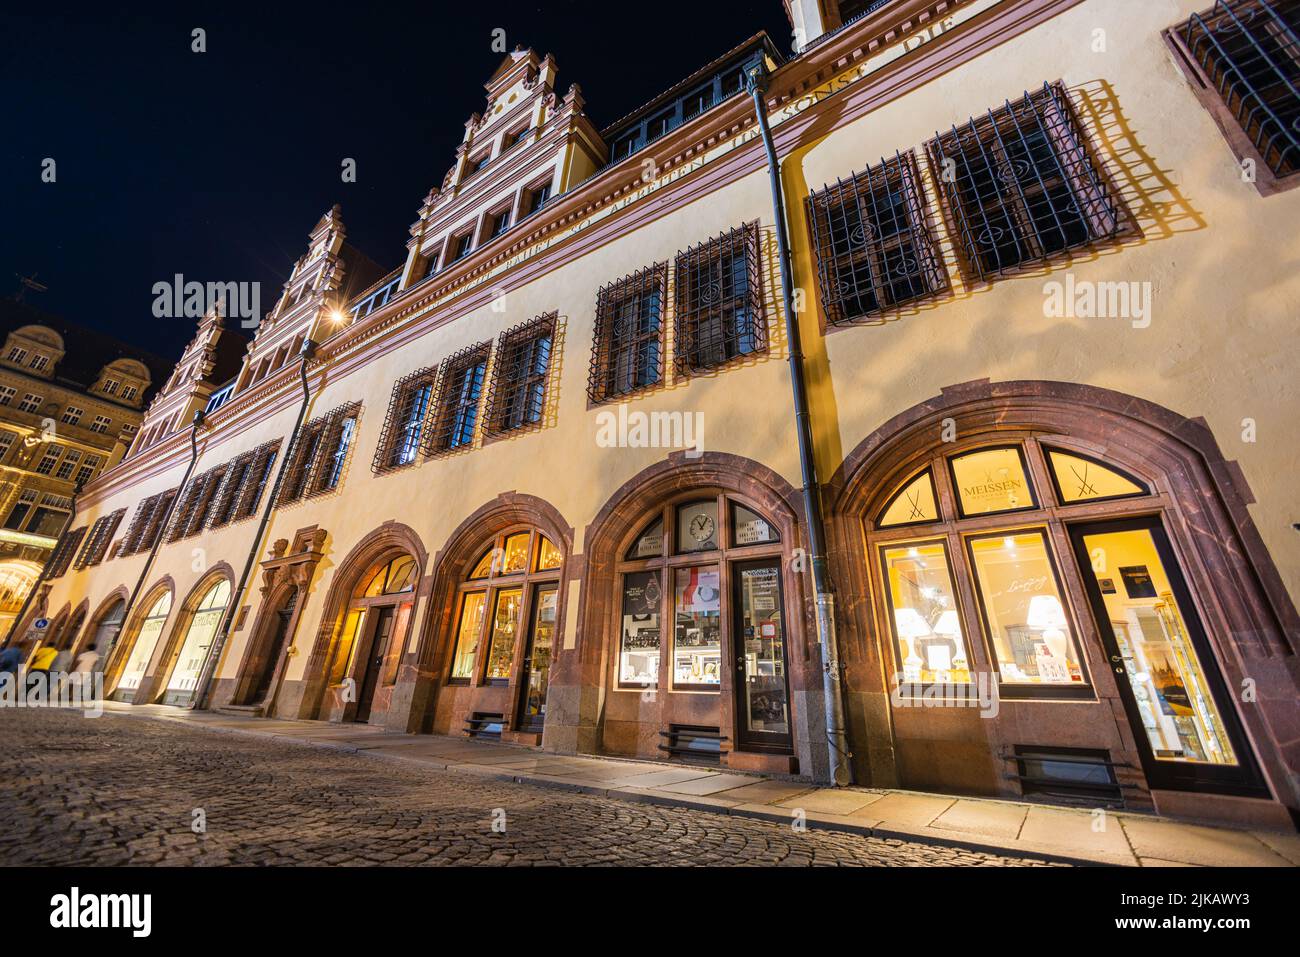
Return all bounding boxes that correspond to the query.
[517,583,558,731]
[355,605,395,722]
[1069,517,1265,796]
[732,559,792,752]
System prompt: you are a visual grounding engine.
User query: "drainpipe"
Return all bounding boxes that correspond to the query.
[96,409,207,672]
[745,63,853,786]
[1,476,88,650]
[191,337,316,711]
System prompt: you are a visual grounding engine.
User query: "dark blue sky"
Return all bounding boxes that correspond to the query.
[2,1,791,360]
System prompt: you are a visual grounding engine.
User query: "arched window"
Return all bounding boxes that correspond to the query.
[114,591,172,699]
[332,553,418,722]
[865,437,1262,795]
[85,598,126,664]
[163,579,232,706]
[446,528,562,732]
[615,492,790,754]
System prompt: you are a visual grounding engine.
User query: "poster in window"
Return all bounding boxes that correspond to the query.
[1119,565,1157,599]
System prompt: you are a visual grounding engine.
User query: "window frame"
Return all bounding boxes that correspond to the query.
[483,313,555,438]
[673,221,766,377]
[587,262,667,403]
[373,369,438,475]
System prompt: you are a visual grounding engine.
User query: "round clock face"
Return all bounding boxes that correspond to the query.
[688,514,716,544]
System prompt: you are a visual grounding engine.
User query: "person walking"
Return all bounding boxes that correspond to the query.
[0,640,27,678]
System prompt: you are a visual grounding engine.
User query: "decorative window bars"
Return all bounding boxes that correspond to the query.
[673,222,765,376]
[74,509,125,569]
[484,314,555,436]
[119,488,178,556]
[167,466,226,542]
[806,151,948,325]
[928,82,1124,281]
[373,369,438,474]
[46,527,87,579]
[1173,0,1300,180]
[425,342,491,456]
[207,440,281,529]
[588,263,667,402]
[280,402,360,502]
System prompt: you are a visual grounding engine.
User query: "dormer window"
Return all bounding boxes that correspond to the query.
[121,385,138,401]
[28,354,49,371]
[102,378,120,396]
[468,152,490,175]
[6,347,27,363]
[501,127,530,152]
[526,181,553,215]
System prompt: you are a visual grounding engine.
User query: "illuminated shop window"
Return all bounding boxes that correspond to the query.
[880,540,970,685]
[876,469,939,528]
[449,592,487,680]
[116,591,172,694]
[1046,449,1146,504]
[618,570,662,689]
[673,565,722,690]
[948,446,1036,517]
[166,579,232,698]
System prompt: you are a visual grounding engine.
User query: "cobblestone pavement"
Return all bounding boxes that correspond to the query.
[0,709,1059,866]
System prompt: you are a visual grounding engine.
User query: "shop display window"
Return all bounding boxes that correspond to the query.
[483,587,522,681]
[949,446,1036,517]
[877,469,939,528]
[627,518,664,559]
[449,591,486,680]
[673,565,721,689]
[880,541,971,685]
[618,570,662,688]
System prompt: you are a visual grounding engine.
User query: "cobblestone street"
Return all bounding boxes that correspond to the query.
[0,709,1057,866]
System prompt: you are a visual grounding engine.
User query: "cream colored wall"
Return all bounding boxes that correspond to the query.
[45,0,1298,686]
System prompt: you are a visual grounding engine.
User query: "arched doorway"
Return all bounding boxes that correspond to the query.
[332,554,417,723]
[569,453,811,774]
[79,596,126,667]
[238,587,300,709]
[159,577,232,707]
[0,561,41,636]
[109,589,173,702]
[826,380,1296,820]
[54,605,87,652]
[440,527,563,738]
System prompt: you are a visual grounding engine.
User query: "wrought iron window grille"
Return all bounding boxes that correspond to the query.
[1174,0,1300,180]
[74,509,124,569]
[588,262,668,403]
[207,440,282,528]
[46,527,86,579]
[484,314,556,437]
[424,342,492,457]
[806,150,948,325]
[673,222,766,376]
[928,82,1124,282]
[373,368,438,474]
[280,401,361,501]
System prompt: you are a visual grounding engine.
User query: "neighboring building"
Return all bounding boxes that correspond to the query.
[0,298,173,635]
[27,0,1300,829]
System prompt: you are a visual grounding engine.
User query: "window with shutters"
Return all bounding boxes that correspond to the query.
[75,509,125,568]
[673,223,765,375]
[928,82,1126,282]
[588,263,667,403]
[168,466,226,541]
[806,152,948,325]
[374,370,437,474]
[425,343,490,456]
[46,527,86,579]
[484,314,555,436]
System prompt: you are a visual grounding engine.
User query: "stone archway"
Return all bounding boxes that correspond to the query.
[139,565,235,707]
[72,587,130,658]
[103,578,175,699]
[294,521,428,724]
[823,378,1300,823]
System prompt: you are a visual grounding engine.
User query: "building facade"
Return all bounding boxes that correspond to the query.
[23,0,1300,828]
[0,299,171,637]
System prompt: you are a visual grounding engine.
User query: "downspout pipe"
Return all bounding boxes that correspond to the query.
[746,63,853,786]
[191,338,316,711]
[94,409,207,669]
[1,476,88,649]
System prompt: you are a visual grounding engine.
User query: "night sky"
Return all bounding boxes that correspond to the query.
[3,1,792,361]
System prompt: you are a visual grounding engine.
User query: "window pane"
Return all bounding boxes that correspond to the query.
[676,499,718,554]
[535,535,562,571]
[878,470,939,527]
[881,541,971,684]
[737,562,789,735]
[483,588,522,680]
[501,533,530,574]
[1048,450,1145,504]
[449,592,486,680]
[166,593,229,693]
[468,547,495,579]
[627,518,664,559]
[950,447,1035,516]
[1079,526,1238,766]
[673,566,721,689]
[383,555,416,594]
[969,530,1085,687]
[619,571,661,688]
[731,503,778,546]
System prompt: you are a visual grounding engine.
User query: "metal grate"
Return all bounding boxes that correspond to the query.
[74,509,124,569]
[806,151,948,324]
[588,262,667,402]
[312,404,360,494]
[929,82,1122,281]
[167,466,224,542]
[373,368,438,474]
[1178,0,1300,178]
[121,489,176,556]
[45,527,87,579]
[673,222,766,376]
[483,314,555,436]
[233,443,279,520]
[424,342,491,456]
[206,440,281,528]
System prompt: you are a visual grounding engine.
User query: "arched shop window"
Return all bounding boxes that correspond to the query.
[114,590,172,699]
[330,553,418,722]
[86,598,126,664]
[163,578,232,706]
[616,493,792,753]
[866,438,1263,794]
[446,528,561,733]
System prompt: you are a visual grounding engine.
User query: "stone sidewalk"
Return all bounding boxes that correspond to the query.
[96,701,1298,867]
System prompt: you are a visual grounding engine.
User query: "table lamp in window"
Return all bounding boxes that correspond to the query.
[893,607,930,683]
[1026,595,1069,681]
[930,609,964,679]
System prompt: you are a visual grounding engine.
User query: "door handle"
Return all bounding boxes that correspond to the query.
[1110,655,1122,663]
